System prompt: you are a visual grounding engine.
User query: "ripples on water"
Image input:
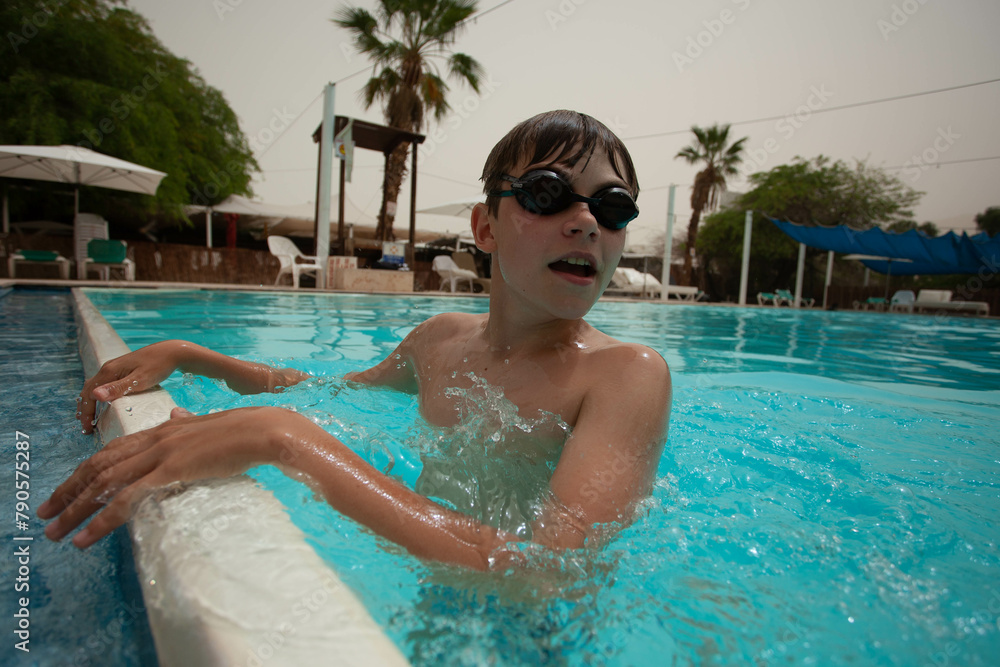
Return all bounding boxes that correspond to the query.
[88,290,1000,666]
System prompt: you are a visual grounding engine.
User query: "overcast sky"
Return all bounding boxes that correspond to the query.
[129,0,1000,249]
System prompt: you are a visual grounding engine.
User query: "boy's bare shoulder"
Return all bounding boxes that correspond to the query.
[582,332,670,388]
[404,312,485,347]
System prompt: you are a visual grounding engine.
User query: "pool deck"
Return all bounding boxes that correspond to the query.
[0,276,720,304]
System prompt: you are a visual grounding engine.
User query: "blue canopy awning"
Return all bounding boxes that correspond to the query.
[771,219,1000,275]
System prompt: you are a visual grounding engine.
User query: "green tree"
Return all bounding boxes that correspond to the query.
[0,0,257,222]
[675,124,747,285]
[887,220,939,237]
[335,0,484,241]
[975,206,1000,236]
[698,156,923,299]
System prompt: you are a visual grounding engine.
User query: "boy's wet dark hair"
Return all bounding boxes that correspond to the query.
[480,110,639,217]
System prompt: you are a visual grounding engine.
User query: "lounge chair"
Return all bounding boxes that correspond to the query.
[665,285,703,301]
[757,291,779,306]
[450,252,490,293]
[913,289,989,317]
[853,297,887,311]
[605,268,662,299]
[267,235,322,288]
[758,290,795,306]
[84,239,135,281]
[432,255,477,292]
[889,290,915,313]
[7,249,72,279]
[776,289,815,308]
[74,213,111,280]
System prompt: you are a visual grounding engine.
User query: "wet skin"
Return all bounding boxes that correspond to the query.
[39,150,672,571]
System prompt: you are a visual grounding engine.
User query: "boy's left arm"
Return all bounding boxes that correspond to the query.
[533,345,672,549]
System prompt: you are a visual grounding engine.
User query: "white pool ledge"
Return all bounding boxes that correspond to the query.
[72,289,409,667]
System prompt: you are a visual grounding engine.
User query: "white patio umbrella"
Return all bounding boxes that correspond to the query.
[417,197,483,218]
[843,254,913,300]
[0,144,167,232]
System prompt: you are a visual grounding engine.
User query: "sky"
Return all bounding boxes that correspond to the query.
[128,0,1000,250]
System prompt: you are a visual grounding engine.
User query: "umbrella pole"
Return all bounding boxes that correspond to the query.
[2,184,9,235]
[884,260,891,302]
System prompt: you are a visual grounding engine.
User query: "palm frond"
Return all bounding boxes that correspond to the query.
[447,52,483,92]
[421,72,451,120]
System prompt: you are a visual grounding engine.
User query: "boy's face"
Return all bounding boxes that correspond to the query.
[476,148,629,321]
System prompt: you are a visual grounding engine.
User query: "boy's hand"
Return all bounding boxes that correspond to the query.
[76,341,185,433]
[40,406,295,549]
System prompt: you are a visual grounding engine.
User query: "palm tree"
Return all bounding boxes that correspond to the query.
[675,124,747,285]
[334,0,484,241]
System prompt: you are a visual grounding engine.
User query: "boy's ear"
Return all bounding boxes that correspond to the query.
[470,202,497,253]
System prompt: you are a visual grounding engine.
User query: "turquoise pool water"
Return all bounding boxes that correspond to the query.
[84,288,1000,666]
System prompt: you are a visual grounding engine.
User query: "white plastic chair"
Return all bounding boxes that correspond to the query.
[267,236,322,288]
[432,255,476,292]
[890,290,915,313]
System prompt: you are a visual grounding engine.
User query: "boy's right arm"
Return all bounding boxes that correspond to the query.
[77,340,310,433]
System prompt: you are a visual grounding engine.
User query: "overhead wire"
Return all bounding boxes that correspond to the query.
[623,77,1000,142]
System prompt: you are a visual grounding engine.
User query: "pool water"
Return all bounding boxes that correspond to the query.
[0,289,156,667]
[84,288,1000,666]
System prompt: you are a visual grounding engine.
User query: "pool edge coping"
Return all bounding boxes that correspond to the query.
[71,287,410,667]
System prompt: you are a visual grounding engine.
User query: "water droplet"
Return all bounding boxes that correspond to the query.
[90,419,97,425]
[132,380,139,386]
[126,407,133,413]
[504,359,510,365]
[463,357,468,363]
[76,396,82,403]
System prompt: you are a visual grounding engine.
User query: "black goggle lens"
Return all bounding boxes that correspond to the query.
[491,171,638,230]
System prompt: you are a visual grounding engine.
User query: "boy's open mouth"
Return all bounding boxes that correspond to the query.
[549,258,596,278]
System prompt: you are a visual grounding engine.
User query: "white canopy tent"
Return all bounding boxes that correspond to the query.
[186,194,378,245]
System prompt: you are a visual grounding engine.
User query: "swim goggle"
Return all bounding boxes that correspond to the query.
[488,170,639,230]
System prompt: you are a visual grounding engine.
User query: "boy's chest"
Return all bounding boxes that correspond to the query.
[413,346,589,429]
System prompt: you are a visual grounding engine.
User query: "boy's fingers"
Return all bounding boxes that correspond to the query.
[43,457,153,542]
[170,407,195,419]
[93,374,142,402]
[38,434,149,522]
[70,485,146,549]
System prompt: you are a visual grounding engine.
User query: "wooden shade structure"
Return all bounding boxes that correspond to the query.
[312,117,425,258]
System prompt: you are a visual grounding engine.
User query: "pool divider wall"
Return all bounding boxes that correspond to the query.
[71,288,410,667]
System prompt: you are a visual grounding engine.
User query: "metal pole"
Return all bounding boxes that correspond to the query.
[823,250,834,309]
[794,242,806,308]
[2,185,9,235]
[205,208,212,248]
[738,210,753,305]
[659,184,676,302]
[316,83,336,289]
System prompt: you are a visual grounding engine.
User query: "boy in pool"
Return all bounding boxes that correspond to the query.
[38,110,672,571]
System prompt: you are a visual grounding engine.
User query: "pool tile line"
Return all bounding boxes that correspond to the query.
[71,288,410,667]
